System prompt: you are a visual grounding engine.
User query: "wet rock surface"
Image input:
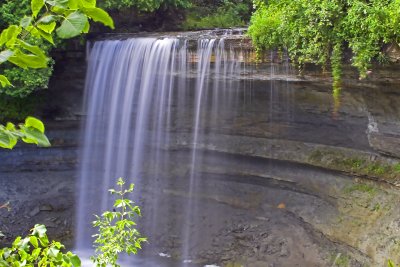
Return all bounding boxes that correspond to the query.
[134,151,400,266]
[4,152,400,266]
[0,171,76,248]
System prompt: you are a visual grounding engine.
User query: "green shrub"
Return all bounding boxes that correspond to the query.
[248,0,400,80]
[99,0,191,11]
[0,224,81,267]
[1,63,53,98]
[183,1,250,30]
[0,0,31,28]
[0,93,42,123]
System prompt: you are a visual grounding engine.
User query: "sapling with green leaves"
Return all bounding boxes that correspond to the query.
[91,177,147,267]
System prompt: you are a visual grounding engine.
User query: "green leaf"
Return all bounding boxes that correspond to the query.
[36,28,55,44]
[80,0,96,8]
[0,50,14,63]
[31,248,41,259]
[68,0,78,9]
[45,0,68,8]
[25,117,45,133]
[0,26,22,47]
[8,49,48,69]
[32,0,45,18]
[38,235,49,246]
[17,40,47,59]
[82,8,114,29]
[6,123,15,131]
[0,75,12,87]
[32,224,47,238]
[19,237,30,250]
[50,5,67,14]
[29,236,39,248]
[47,247,60,258]
[117,177,124,186]
[20,17,33,28]
[56,11,88,39]
[20,126,51,147]
[12,236,22,247]
[69,254,81,267]
[0,129,17,149]
[38,15,56,24]
[37,22,57,34]
[82,21,90,33]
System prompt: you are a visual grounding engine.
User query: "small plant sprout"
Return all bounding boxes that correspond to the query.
[91,177,147,267]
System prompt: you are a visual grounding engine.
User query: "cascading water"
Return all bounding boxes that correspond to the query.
[76,35,246,265]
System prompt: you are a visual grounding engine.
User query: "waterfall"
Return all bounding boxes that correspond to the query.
[76,36,244,265]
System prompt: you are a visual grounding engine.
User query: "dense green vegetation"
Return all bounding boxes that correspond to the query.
[0,0,54,100]
[0,93,42,122]
[0,224,81,267]
[182,0,251,30]
[99,0,191,11]
[248,0,400,81]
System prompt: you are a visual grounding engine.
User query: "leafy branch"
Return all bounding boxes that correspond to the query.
[0,0,114,87]
[0,0,114,149]
[0,116,50,149]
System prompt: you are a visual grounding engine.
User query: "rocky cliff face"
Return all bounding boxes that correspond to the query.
[31,36,400,176]
[2,33,400,266]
